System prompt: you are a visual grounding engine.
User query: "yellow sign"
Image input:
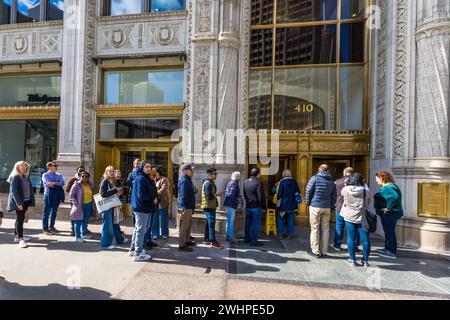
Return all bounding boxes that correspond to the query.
[418,183,449,218]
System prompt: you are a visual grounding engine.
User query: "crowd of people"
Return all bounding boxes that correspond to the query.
[0,159,404,266]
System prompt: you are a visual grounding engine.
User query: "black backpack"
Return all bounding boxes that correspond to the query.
[362,189,377,233]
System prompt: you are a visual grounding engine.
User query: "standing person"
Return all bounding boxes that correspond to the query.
[151,167,170,240]
[223,171,243,243]
[99,166,127,250]
[65,166,91,236]
[143,167,159,250]
[0,199,3,227]
[201,168,224,249]
[276,169,301,240]
[69,172,95,243]
[340,173,371,267]
[41,161,65,235]
[126,158,141,200]
[130,161,156,262]
[177,164,195,252]
[113,169,125,234]
[243,168,266,246]
[374,171,403,259]
[6,161,35,248]
[305,164,337,258]
[332,167,358,251]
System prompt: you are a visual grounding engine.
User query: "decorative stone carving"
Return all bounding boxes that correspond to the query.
[196,0,212,34]
[41,33,59,52]
[393,0,408,159]
[238,0,250,130]
[13,35,28,54]
[154,25,175,45]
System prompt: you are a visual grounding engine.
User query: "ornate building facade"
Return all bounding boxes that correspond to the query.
[0,0,448,252]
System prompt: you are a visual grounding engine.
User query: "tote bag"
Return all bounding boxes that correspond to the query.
[93,193,122,213]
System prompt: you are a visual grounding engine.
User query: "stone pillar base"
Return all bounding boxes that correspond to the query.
[397,217,450,254]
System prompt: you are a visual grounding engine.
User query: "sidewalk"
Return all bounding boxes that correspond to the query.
[0,217,449,300]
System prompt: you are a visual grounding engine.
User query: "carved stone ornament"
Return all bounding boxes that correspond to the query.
[155,25,174,45]
[13,35,28,54]
[111,29,127,48]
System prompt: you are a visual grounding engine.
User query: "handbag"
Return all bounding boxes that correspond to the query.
[93,193,122,213]
[361,189,377,233]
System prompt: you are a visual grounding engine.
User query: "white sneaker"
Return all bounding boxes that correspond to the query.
[133,253,152,262]
[14,236,31,243]
[122,238,129,244]
[76,237,85,243]
[103,245,116,250]
[18,240,28,248]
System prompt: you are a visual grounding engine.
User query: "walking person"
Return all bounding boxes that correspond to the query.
[243,168,266,246]
[6,161,35,248]
[332,167,360,251]
[41,161,65,235]
[99,166,127,250]
[201,168,224,249]
[340,173,371,267]
[178,164,196,252]
[151,167,170,240]
[69,172,95,243]
[129,161,157,262]
[374,171,403,259]
[305,164,337,258]
[276,169,301,240]
[223,171,243,243]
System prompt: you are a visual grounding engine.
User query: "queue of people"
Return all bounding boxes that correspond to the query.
[0,158,404,267]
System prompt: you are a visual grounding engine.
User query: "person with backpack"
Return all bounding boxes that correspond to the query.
[201,168,224,249]
[340,173,371,267]
[223,171,243,243]
[130,161,157,262]
[276,169,301,240]
[374,171,404,259]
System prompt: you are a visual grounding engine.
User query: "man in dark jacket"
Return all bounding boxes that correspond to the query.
[130,161,156,262]
[305,164,337,258]
[178,164,195,252]
[243,168,266,246]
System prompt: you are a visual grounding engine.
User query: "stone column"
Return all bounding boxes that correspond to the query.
[57,0,96,181]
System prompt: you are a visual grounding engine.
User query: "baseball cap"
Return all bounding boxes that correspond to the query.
[181,164,194,171]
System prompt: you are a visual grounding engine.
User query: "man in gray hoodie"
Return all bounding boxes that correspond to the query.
[305,164,337,258]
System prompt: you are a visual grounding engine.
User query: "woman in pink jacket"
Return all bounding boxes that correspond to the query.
[69,172,95,243]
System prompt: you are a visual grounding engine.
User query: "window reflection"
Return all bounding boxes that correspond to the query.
[151,0,184,13]
[277,0,337,23]
[99,118,180,139]
[341,0,365,19]
[250,29,273,67]
[0,0,11,24]
[248,70,272,130]
[273,67,336,130]
[110,0,142,16]
[340,23,364,63]
[340,66,364,129]
[47,0,64,21]
[275,25,336,65]
[251,0,273,25]
[17,0,40,23]
[104,69,184,105]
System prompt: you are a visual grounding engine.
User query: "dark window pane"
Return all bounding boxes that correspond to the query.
[99,118,180,139]
[341,0,365,19]
[0,0,11,24]
[273,67,337,130]
[151,0,184,13]
[47,0,64,21]
[0,120,57,194]
[340,22,365,63]
[340,66,364,129]
[250,29,273,67]
[251,0,273,25]
[110,0,142,16]
[277,0,337,23]
[248,70,272,130]
[17,0,40,23]
[275,25,336,65]
[0,75,61,106]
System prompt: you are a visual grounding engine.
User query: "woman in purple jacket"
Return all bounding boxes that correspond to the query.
[223,171,243,243]
[69,172,95,243]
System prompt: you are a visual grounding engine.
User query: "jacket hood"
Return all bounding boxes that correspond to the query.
[137,161,151,176]
[317,171,333,180]
[345,185,370,197]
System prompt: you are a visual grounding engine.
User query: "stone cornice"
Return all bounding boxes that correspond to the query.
[0,20,63,31]
[0,58,62,66]
[97,11,188,25]
[416,18,450,36]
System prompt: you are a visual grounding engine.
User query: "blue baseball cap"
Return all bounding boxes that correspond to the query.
[181,164,194,171]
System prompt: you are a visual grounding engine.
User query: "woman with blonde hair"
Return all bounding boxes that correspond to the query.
[99,165,127,249]
[6,161,35,248]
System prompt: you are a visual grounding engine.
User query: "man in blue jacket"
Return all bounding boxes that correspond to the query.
[178,164,195,252]
[305,164,337,258]
[130,161,156,262]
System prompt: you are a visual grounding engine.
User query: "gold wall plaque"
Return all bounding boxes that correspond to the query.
[418,183,449,218]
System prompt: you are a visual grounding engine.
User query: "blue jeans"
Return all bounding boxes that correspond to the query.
[144,212,155,245]
[276,210,296,236]
[244,207,262,244]
[334,211,360,248]
[132,211,152,255]
[380,214,399,254]
[345,221,371,263]
[82,203,92,236]
[151,208,169,238]
[42,194,59,231]
[226,207,236,239]
[204,209,217,242]
[100,208,125,248]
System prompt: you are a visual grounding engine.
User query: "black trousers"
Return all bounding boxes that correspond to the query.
[15,202,30,239]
